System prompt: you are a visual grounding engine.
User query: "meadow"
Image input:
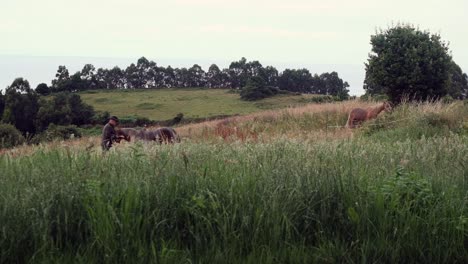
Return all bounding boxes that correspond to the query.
[1,100,467,263]
[79,88,320,121]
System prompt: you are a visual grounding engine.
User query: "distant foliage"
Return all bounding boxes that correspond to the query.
[92,111,110,125]
[364,24,466,103]
[36,93,95,131]
[0,79,95,142]
[278,70,350,99]
[0,123,25,148]
[171,113,184,125]
[306,95,337,104]
[446,61,468,99]
[31,124,81,144]
[43,57,349,98]
[240,77,280,101]
[0,91,4,119]
[2,78,40,135]
[35,83,50,95]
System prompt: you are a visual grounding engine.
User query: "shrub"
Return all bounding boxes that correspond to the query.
[32,124,81,144]
[135,117,152,127]
[360,93,389,102]
[240,77,279,101]
[441,95,454,104]
[163,113,184,126]
[308,95,335,104]
[0,123,25,148]
[118,117,137,126]
[92,111,110,125]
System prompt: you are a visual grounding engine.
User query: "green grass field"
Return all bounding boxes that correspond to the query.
[1,101,467,263]
[79,88,319,120]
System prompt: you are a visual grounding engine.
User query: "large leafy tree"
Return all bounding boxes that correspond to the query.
[364,25,453,103]
[51,65,71,92]
[36,93,95,131]
[446,61,468,99]
[35,93,72,131]
[313,72,350,99]
[0,91,5,118]
[2,78,40,134]
[68,94,95,125]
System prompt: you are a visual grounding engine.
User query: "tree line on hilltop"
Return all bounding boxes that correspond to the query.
[34,57,351,100]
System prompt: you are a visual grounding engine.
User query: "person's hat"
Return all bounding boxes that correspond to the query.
[110,116,119,122]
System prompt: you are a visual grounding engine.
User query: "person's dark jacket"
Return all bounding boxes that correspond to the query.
[101,123,117,150]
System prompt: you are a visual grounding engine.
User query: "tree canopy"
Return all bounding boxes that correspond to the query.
[364,24,466,103]
[2,78,40,134]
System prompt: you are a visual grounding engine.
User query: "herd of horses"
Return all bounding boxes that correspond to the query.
[115,127,180,144]
[113,101,392,144]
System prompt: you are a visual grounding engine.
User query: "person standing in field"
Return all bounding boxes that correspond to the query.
[101,116,121,151]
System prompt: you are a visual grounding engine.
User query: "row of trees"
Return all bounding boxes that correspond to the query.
[35,57,350,99]
[0,78,97,135]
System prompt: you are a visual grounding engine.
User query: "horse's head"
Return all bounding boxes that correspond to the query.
[383,101,393,112]
[116,129,131,142]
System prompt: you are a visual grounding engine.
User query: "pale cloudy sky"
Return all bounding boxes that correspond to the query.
[1,0,467,94]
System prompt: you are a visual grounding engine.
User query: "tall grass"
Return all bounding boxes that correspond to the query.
[1,135,467,263]
[1,100,467,263]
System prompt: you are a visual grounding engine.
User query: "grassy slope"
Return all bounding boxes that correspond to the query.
[1,101,467,263]
[79,88,318,120]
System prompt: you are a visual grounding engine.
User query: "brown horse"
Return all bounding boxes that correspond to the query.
[346,102,392,128]
[116,127,180,144]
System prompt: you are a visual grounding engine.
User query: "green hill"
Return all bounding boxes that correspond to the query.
[79,88,320,120]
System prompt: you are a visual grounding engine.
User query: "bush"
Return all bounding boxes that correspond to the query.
[360,93,389,102]
[118,117,137,126]
[171,113,184,125]
[0,123,25,148]
[135,117,151,127]
[92,111,110,125]
[308,95,336,104]
[32,124,81,144]
[441,95,454,104]
[240,77,279,101]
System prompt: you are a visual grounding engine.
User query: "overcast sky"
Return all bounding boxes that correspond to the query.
[1,0,467,94]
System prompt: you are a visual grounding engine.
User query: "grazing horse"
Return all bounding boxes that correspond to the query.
[144,127,180,144]
[116,127,180,144]
[116,128,139,142]
[346,102,392,128]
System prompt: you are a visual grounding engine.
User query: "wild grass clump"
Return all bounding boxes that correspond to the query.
[1,134,467,263]
[361,101,468,140]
